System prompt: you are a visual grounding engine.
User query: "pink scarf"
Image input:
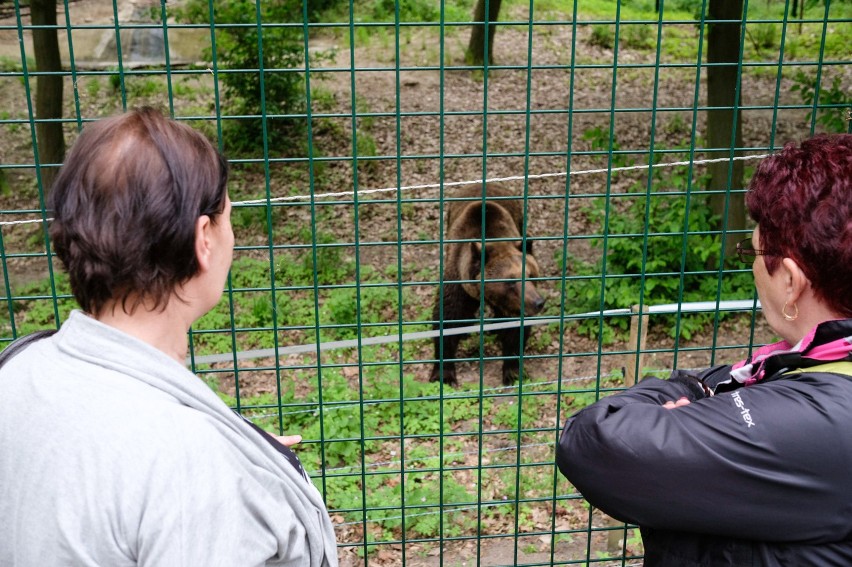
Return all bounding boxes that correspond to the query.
[731,322,852,385]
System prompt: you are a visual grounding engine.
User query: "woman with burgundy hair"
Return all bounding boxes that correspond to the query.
[557,134,852,566]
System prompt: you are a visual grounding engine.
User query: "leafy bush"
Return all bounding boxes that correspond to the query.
[621,24,654,50]
[318,282,401,341]
[588,23,655,52]
[276,229,356,288]
[178,0,309,156]
[370,0,439,21]
[791,71,852,133]
[588,24,615,49]
[747,22,779,52]
[563,162,753,343]
[582,125,634,169]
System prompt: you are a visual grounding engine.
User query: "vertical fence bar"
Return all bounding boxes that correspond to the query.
[808,0,832,135]
[252,0,286,446]
[671,0,710,369]
[391,2,408,563]
[61,0,82,131]
[13,0,61,331]
[512,1,536,563]
[0,228,16,339]
[474,0,491,563]
[110,0,127,109]
[588,2,623,560]
[708,0,750,367]
[345,2,370,561]
[301,0,330,522]
[550,2,582,564]
[632,2,667,391]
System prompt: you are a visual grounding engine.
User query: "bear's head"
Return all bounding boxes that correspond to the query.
[461,240,545,317]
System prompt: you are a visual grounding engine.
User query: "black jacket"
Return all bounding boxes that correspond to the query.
[556,319,852,566]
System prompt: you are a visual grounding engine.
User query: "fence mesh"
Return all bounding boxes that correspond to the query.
[1,0,850,564]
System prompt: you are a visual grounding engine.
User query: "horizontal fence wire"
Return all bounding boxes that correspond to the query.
[1,0,850,565]
[190,298,761,365]
[0,152,771,226]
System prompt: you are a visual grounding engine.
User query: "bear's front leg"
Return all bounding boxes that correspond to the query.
[430,336,460,387]
[431,283,477,387]
[498,325,533,385]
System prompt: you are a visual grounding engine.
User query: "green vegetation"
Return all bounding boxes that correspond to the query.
[562,131,754,344]
[3,272,77,337]
[792,71,852,133]
[588,24,615,49]
[317,0,472,24]
[568,0,852,63]
[178,0,316,156]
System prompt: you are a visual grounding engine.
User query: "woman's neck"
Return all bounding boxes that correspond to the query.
[93,299,194,363]
[778,296,843,347]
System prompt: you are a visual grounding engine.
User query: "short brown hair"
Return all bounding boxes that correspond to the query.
[49,107,229,315]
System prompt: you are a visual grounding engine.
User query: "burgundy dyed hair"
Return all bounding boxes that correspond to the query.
[746,133,852,317]
[49,107,229,316]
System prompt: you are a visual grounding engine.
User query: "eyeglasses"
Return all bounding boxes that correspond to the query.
[735,238,767,264]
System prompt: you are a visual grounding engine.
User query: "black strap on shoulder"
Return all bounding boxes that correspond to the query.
[0,330,57,369]
[243,418,309,481]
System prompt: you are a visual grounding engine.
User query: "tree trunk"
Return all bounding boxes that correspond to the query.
[31,0,65,193]
[707,0,745,261]
[466,0,503,66]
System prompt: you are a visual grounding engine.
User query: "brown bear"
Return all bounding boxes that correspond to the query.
[431,184,545,386]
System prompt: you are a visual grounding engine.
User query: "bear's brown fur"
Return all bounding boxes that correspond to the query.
[431,184,545,386]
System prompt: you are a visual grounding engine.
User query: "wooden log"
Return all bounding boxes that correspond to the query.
[624,304,650,387]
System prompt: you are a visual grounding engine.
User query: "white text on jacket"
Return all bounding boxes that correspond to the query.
[730,391,755,428]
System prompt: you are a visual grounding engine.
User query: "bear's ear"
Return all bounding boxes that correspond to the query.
[471,241,487,261]
[470,241,486,275]
[514,239,533,255]
[471,240,483,256]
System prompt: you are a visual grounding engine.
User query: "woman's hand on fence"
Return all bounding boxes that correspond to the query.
[273,434,302,447]
[662,397,691,410]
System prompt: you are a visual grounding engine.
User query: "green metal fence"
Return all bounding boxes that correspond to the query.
[1,0,850,564]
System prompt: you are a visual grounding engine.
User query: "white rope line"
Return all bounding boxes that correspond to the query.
[190,299,761,365]
[0,217,51,227]
[232,153,771,205]
[0,153,771,226]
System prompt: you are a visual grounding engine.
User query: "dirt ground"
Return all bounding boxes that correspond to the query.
[1,1,847,565]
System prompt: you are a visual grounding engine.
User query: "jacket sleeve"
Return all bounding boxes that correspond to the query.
[556,368,852,544]
[135,417,311,567]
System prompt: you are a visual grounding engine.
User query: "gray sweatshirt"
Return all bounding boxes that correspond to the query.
[0,310,338,567]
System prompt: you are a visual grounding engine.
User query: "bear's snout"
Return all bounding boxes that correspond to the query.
[526,293,546,315]
[523,283,545,316]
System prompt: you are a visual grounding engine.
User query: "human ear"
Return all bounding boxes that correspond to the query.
[194,215,213,271]
[781,257,809,303]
